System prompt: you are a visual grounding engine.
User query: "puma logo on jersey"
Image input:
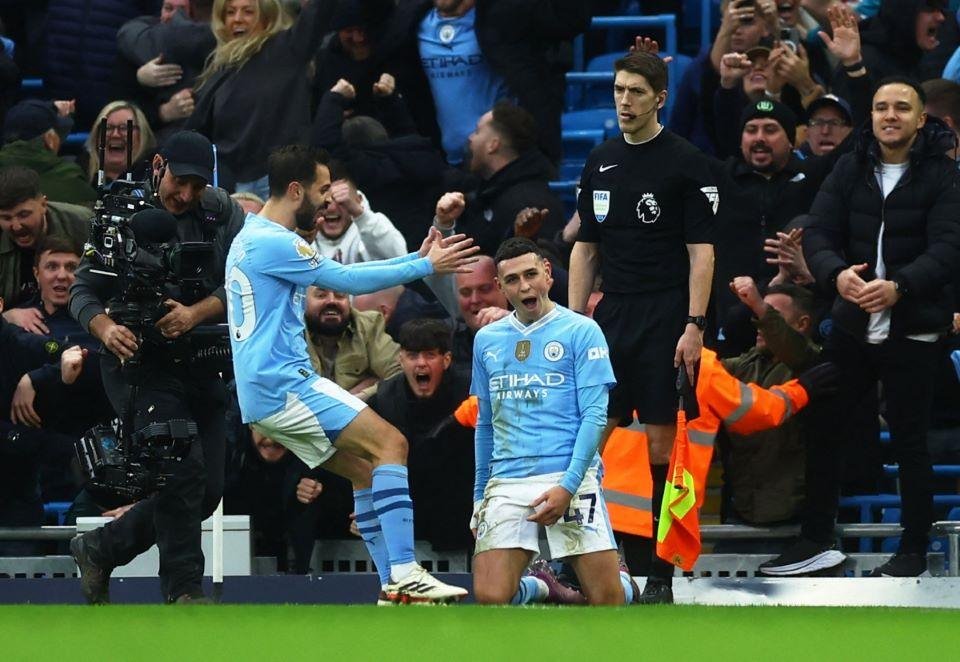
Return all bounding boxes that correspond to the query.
[483,348,503,361]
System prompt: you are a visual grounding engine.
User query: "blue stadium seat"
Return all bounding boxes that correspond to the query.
[562,109,619,137]
[548,179,579,219]
[43,501,72,526]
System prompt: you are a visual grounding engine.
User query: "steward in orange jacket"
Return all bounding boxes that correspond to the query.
[452,349,833,550]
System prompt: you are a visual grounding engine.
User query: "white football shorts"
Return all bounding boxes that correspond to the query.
[474,468,617,560]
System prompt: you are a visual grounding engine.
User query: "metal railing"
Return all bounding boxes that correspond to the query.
[4,521,958,576]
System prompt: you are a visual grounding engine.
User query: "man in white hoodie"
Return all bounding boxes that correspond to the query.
[312,173,407,264]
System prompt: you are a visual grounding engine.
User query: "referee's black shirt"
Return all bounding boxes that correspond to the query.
[576,128,716,294]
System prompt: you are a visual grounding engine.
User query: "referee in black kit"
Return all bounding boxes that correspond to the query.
[569,52,716,604]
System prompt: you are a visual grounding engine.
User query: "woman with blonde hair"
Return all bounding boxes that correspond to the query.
[188,0,336,198]
[84,101,156,186]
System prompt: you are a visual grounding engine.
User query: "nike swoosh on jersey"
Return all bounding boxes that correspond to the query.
[598,164,619,172]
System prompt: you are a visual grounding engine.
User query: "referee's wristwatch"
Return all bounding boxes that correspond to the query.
[686,315,707,331]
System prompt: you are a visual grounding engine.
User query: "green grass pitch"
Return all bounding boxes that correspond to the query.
[2,605,958,661]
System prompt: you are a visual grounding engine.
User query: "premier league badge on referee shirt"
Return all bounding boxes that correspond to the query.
[515,340,531,361]
[637,193,661,224]
[593,190,610,222]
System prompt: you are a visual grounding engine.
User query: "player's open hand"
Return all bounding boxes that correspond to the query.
[629,36,673,64]
[3,307,50,335]
[11,374,40,427]
[427,235,480,275]
[475,306,510,328]
[514,207,548,239]
[101,322,138,360]
[103,503,136,519]
[60,345,87,385]
[527,485,574,527]
[157,299,199,338]
[837,263,869,303]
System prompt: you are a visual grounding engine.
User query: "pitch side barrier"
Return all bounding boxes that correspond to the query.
[2,522,959,576]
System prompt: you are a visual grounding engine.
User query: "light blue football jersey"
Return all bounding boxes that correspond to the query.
[226,213,433,422]
[471,305,616,480]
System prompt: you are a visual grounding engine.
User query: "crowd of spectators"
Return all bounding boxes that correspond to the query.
[0,0,958,577]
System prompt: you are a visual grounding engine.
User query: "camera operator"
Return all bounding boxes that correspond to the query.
[67,130,244,604]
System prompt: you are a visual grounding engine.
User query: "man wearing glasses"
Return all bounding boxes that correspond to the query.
[801,95,854,157]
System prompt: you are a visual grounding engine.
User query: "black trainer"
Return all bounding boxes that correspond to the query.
[635,578,674,605]
[758,538,846,576]
[869,553,927,577]
[70,533,113,605]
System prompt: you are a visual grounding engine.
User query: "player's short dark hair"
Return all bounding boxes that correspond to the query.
[266,144,331,198]
[0,166,42,210]
[489,101,538,155]
[922,78,960,126]
[874,76,927,106]
[398,318,452,354]
[765,283,815,318]
[342,115,389,146]
[494,237,545,266]
[34,233,81,266]
[614,52,668,94]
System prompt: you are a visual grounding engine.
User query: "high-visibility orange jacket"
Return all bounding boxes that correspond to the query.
[600,347,810,537]
[454,347,809,538]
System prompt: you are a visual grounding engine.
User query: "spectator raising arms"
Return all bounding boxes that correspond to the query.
[188,0,336,198]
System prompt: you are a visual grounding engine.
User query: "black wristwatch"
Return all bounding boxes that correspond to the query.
[686,315,707,331]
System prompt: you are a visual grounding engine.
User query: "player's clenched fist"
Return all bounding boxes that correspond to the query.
[296,478,323,504]
[372,73,395,97]
[61,345,87,385]
[435,191,465,227]
[331,78,356,100]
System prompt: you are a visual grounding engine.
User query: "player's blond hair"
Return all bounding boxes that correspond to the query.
[196,0,292,88]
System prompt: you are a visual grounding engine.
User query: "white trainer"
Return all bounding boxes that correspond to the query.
[382,564,468,605]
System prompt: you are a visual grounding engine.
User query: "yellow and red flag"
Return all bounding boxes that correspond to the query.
[656,409,701,571]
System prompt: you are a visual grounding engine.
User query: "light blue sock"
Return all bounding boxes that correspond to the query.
[620,571,635,604]
[354,489,391,586]
[511,576,548,605]
[371,464,417,577]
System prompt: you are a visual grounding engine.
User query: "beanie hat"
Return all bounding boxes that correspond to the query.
[739,98,798,144]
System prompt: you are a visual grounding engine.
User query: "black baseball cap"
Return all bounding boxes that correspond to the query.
[3,99,73,143]
[160,131,214,184]
[806,94,853,125]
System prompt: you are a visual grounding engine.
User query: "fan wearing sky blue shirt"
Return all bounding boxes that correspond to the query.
[418,0,509,164]
[226,144,478,605]
[470,237,637,606]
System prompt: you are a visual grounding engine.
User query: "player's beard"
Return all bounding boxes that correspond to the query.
[295,196,320,232]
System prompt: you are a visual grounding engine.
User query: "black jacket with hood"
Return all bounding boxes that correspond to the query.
[804,117,960,339]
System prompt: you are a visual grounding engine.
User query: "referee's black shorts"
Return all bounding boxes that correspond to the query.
[593,288,687,426]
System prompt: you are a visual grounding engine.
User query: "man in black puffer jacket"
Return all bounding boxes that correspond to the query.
[760,77,960,579]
